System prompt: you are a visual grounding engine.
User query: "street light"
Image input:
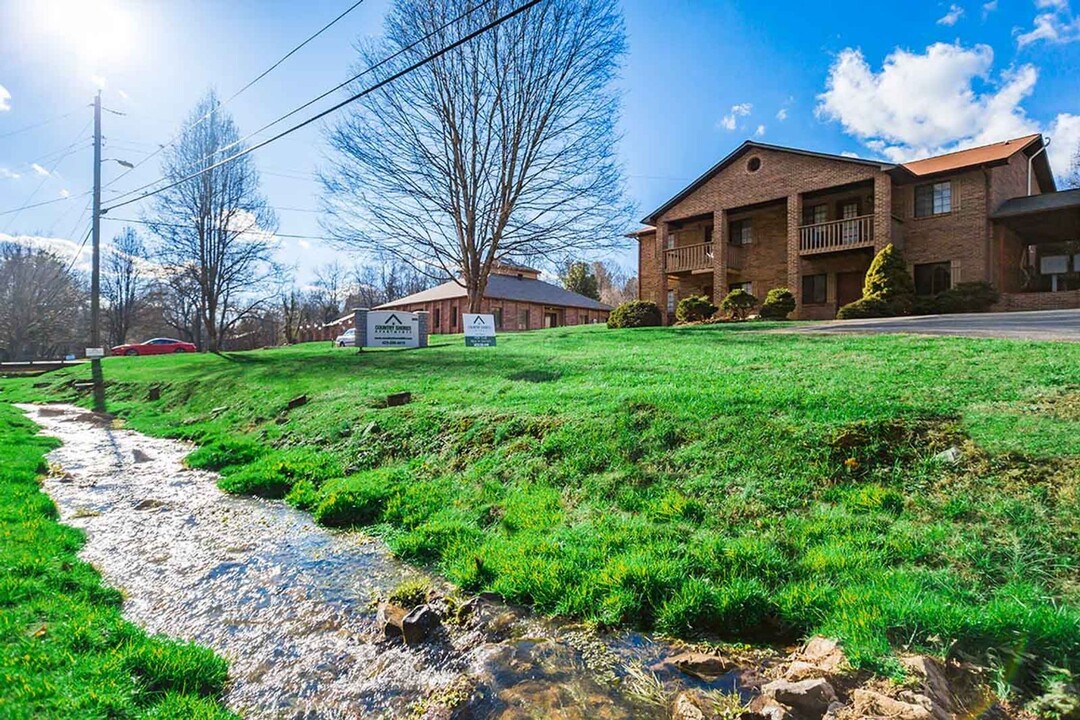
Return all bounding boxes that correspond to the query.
[103,158,135,169]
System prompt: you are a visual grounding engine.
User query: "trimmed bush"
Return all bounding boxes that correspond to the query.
[836,297,894,320]
[863,243,915,302]
[721,289,758,320]
[675,295,718,323]
[934,282,1000,314]
[607,300,662,328]
[760,288,797,320]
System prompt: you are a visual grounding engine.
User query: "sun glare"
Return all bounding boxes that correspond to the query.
[34,0,134,81]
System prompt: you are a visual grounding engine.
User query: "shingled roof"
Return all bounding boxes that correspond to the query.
[376,273,611,311]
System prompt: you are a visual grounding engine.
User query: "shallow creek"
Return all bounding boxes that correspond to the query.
[22,404,751,719]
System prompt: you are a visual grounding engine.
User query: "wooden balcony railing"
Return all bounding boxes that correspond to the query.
[665,242,713,273]
[726,243,745,271]
[799,215,874,254]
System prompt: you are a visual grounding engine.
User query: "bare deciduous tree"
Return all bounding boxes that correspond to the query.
[102,226,149,346]
[0,243,86,360]
[1066,139,1080,189]
[146,90,279,352]
[592,260,636,306]
[313,261,349,323]
[322,0,631,312]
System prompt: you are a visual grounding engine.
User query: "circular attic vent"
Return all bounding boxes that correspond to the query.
[746,156,762,172]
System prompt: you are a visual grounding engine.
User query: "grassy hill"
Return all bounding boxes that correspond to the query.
[5,324,1078,697]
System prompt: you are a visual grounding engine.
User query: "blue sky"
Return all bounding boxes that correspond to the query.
[1,0,1077,282]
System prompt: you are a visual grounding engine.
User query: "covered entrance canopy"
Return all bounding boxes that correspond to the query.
[992,189,1080,297]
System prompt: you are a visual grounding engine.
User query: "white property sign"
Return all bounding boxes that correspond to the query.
[365,311,422,348]
[463,313,496,347]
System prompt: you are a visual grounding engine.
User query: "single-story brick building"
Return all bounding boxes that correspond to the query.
[374,264,611,333]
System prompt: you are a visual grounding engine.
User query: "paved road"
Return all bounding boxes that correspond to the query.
[785,308,1080,341]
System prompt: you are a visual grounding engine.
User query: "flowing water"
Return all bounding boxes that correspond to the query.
[21,404,751,719]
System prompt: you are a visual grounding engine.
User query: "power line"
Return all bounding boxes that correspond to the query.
[103,0,540,213]
[106,216,342,243]
[2,117,93,228]
[0,109,80,140]
[101,0,369,192]
[106,0,498,205]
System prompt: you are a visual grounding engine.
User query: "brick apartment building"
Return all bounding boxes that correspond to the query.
[373,264,611,333]
[634,134,1079,321]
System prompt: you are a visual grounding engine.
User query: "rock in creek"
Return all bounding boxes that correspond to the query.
[761,678,837,720]
[377,601,407,639]
[402,604,440,645]
[851,689,935,720]
[664,651,735,681]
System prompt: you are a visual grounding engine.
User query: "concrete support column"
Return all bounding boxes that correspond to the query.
[712,208,728,305]
[786,193,802,316]
[873,174,893,252]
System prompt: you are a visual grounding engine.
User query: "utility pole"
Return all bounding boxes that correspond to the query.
[91,90,102,349]
[90,90,104,410]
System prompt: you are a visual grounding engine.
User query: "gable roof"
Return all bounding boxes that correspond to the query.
[642,134,1055,226]
[641,140,894,224]
[898,134,1042,177]
[376,273,611,311]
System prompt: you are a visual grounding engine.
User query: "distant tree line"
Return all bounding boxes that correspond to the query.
[560,259,637,306]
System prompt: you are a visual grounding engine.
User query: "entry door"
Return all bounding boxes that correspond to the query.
[836,271,864,313]
[544,312,559,328]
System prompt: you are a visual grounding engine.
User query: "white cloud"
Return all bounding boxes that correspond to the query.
[983,0,998,13]
[31,163,50,177]
[0,232,91,270]
[817,42,1076,182]
[938,4,965,25]
[755,124,766,137]
[841,151,862,158]
[719,102,752,131]
[0,84,10,112]
[59,188,71,198]
[0,167,20,180]
[1047,113,1080,180]
[1016,0,1080,46]
[297,238,311,250]
[776,108,788,121]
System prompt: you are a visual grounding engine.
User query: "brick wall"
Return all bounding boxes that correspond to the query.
[993,290,1080,311]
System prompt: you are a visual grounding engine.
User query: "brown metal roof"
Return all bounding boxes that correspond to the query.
[899,134,1042,177]
[376,274,612,311]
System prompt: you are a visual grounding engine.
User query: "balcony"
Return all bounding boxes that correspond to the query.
[726,243,745,271]
[800,215,874,255]
[665,242,713,273]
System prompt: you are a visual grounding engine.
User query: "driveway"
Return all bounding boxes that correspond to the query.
[784,308,1080,341]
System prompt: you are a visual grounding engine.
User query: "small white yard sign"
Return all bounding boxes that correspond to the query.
[464,313,496,347]
[85,347,105,358]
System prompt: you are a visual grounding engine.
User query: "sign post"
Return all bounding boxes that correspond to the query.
[463,313,496,347]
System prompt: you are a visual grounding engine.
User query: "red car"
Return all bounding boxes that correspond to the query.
[111,338,197,356]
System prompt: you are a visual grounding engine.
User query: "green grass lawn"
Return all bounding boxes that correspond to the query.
[0,404,236,719]
[4,324,1078,699]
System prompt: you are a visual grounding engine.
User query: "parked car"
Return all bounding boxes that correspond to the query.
[334,328,356,347]
[110,338,197,356]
